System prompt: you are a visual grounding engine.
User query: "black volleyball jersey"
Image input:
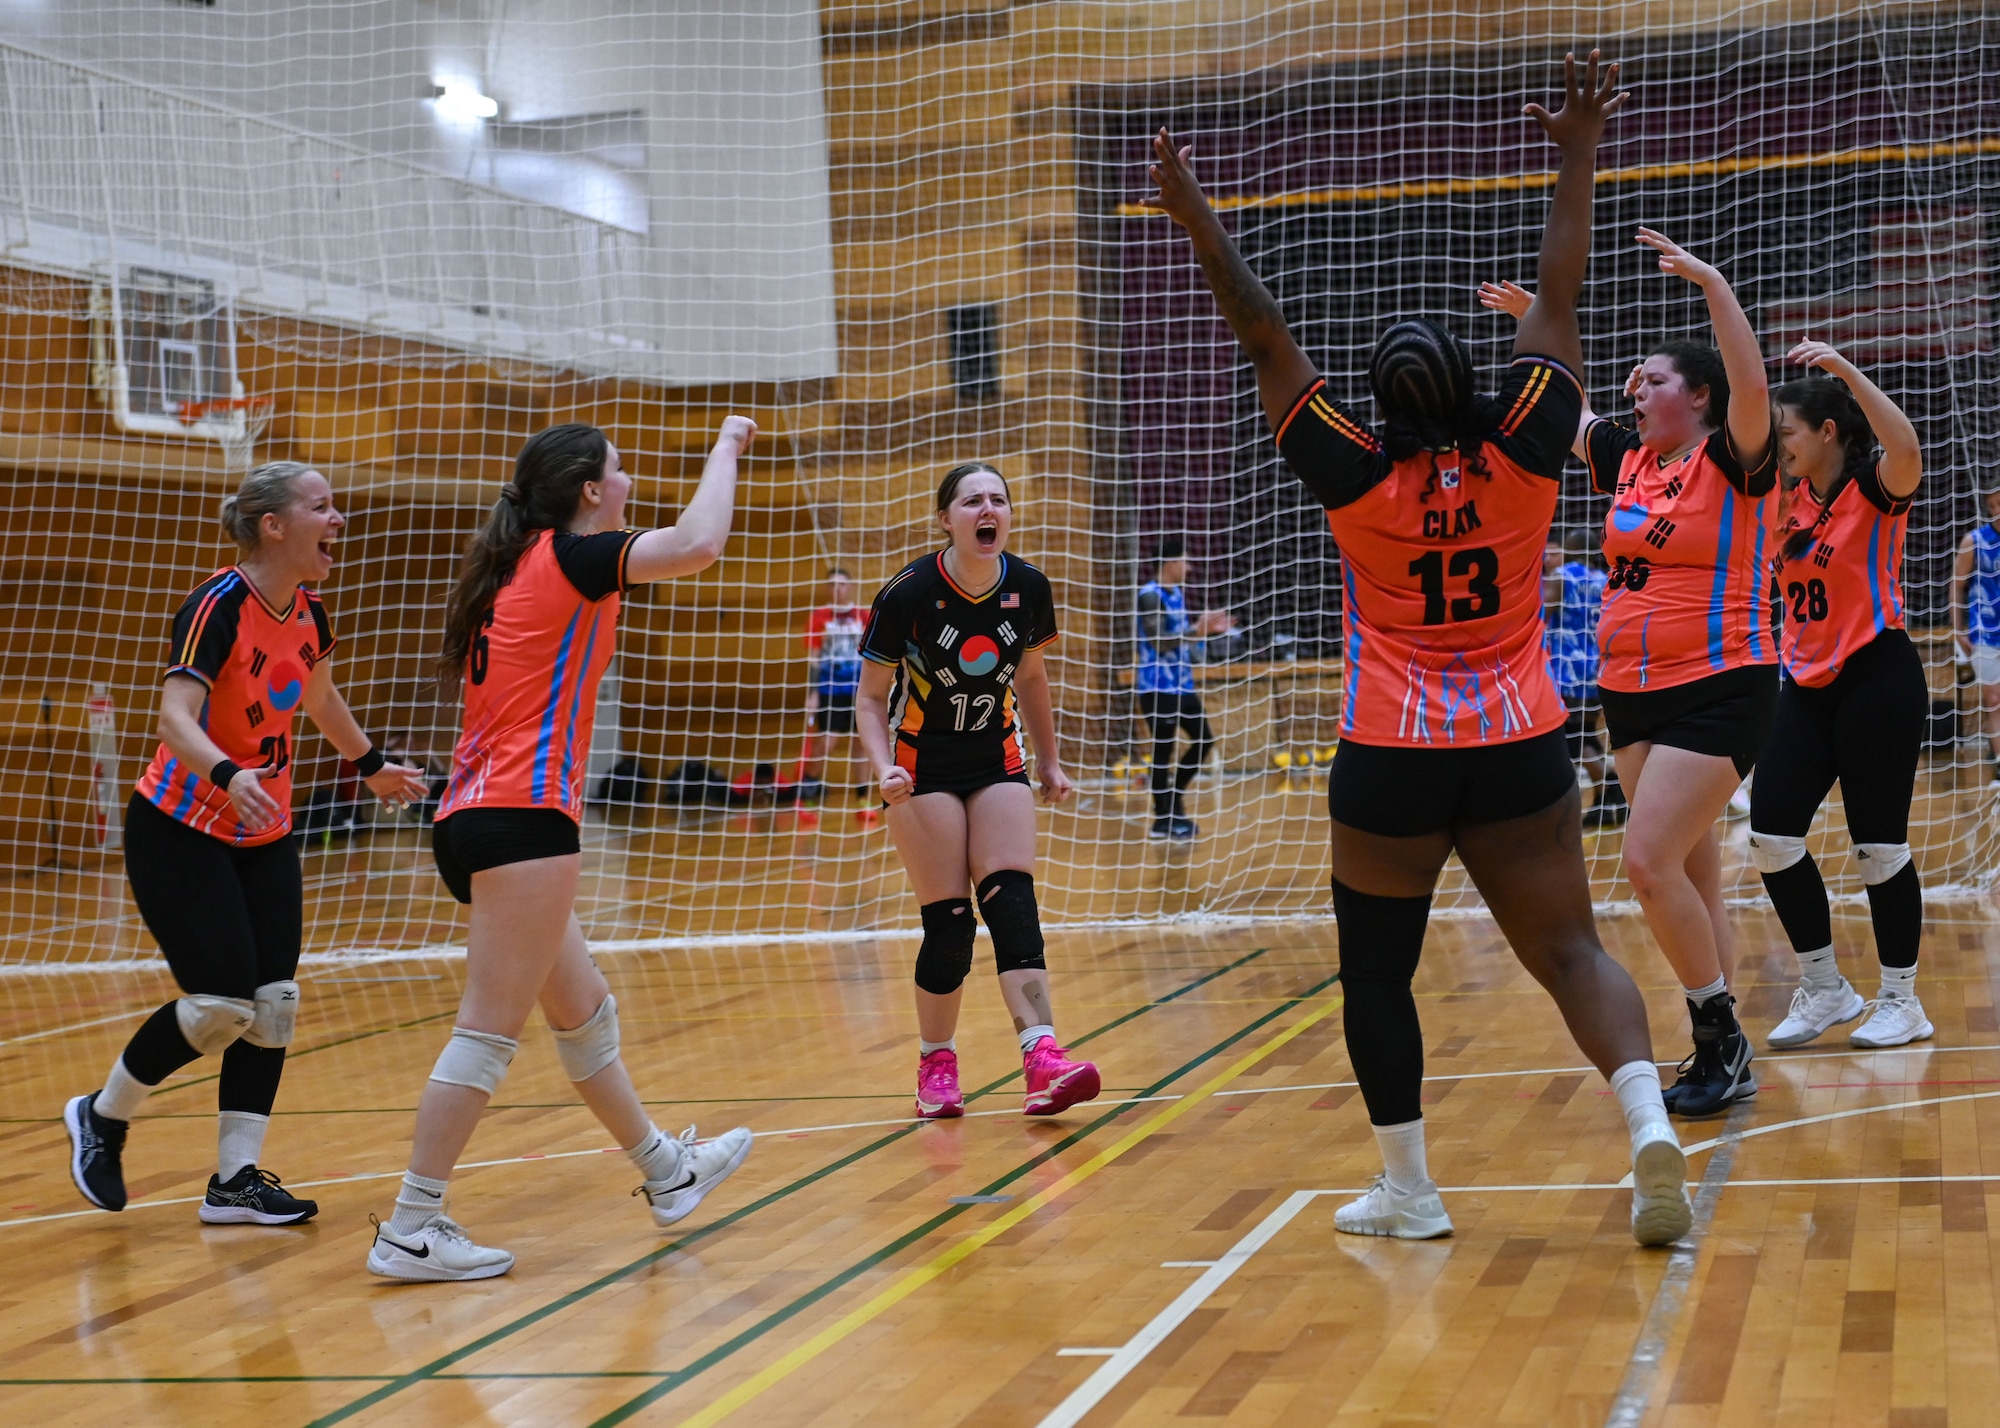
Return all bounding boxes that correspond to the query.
[860,552,1059,773]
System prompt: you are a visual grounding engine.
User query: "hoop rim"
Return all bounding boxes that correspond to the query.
[173,395,274,425]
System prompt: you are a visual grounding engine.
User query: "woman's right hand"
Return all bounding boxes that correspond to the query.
[878,765,914,805]
[227,765,285,835]
[717,414,758,451]
[1635,228,1720,288]
[1141,128,1216,232]
[1478,280,1533,320]
[1622,363,1646,401]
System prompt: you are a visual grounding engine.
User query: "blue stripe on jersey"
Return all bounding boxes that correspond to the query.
[557,609,602,808]
[167,757,197,822]
[1746,521,1768,661]
[1867,515,1885,633]
[1638,615,1652,688]
[1707,485,1736,671]
[531,607,584,806]
[1341,583,1362,734]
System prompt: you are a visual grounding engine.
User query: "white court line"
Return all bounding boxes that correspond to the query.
[1681,1086,2000,1159]
[1055,1348,1120,1358]
[1039,1188,1326,1428]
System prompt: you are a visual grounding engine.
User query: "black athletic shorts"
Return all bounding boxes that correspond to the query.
[1598,663,1778,778]
[809,693,856,735]
[432,807,581,904]
[123,793,303,996]
[894,739,1031,801]
[1326,728,1576,838]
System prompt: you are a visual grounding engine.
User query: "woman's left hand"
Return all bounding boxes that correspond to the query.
[364,762,429,811]
[1036,763,1074,806]
[1788,339,1851,375]
[1634,228,1719,288]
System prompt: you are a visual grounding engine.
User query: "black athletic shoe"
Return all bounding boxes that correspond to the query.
[1167,817,1197,841]
[1148,816,1173,840]
[64,1093,128,1212]
[1667,996,1758,1118]
[198,1165,318,1225]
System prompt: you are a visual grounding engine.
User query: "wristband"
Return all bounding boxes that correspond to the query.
[354,745,386,778]
[210,759,243,789]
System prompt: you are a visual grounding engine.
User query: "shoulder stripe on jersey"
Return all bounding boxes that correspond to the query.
[1498,363,1552,435]
[175,571,242,670]
[1309,394,1380,451]
[1274,380,1324,446]
[531,606,584,806]
[616,532,635,592]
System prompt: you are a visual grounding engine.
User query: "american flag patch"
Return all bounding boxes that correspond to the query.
[1001,593,1020,607]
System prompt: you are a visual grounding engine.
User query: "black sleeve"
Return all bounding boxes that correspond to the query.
[1703,426,1778,499]
[1582,417,1642,495]
[859,570,914,666]
[1484,356,1584,480]
[1027,569,1059,650]
[1274,379,1391,511]
[165,579,246,688]
[302,590,338,665]
[1853,460,1914,516]
[551,530,642,602]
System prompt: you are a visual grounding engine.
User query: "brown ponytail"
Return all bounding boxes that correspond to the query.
[437,423,608,692]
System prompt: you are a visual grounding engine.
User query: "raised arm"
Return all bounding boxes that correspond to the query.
[1142,131,1319,431]
[1514,52,1627,374]
[1788,340,1922,499]
[1635,229,1769,467]
[623,415,756,585]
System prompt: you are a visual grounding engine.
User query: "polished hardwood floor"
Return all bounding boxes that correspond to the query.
[3,849,2000,1424]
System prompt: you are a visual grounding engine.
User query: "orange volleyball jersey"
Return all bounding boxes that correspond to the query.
[134,568,337,846]
[436,528,640,823]
[1772,465,1911,687]
[1585,420,1779,692]
[1275,356,1581,747]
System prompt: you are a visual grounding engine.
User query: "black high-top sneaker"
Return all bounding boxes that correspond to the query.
[1667,994,1758,1118]
[198,1165,319,1225]
[63,1093,129,1212]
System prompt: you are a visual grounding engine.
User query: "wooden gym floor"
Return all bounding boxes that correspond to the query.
[5,875,2000,1425]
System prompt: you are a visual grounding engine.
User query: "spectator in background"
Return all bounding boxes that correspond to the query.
[1954,488,2000,783]
[803,567,868,803]
[1136,537,1230,841]
[1543,528,1627,828]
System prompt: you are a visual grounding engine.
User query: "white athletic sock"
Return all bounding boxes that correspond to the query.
[919,1037,956,1055]
[626,1126,686,1185]
[217,1111,269,1181]
[1018,1024,1055,1056]
[388,1171,450,1237]
[1373,1119,1431,1194]
[1879,963,1918,999]
[1682,976,1728,1006]
[1795,943,1842,992]
[95,1056,151,1122]
[1610,1060,1671,1138]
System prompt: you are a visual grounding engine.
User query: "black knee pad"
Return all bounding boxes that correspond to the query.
[977,869,1046,975]
[915,898,977,994]
[1330,877,1431,985]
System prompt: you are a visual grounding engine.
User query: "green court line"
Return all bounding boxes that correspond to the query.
[0,1372,673,1384]
[296,947,1271,1428]
[587,969,1342,1427]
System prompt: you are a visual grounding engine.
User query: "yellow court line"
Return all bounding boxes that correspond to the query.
[1115,136,2000,216]
[671,989,1345,1428]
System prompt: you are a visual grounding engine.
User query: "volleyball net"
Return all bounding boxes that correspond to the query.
[2,2,1997,969]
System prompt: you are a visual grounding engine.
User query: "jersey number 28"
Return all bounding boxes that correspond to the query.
[1409,547,1500,625]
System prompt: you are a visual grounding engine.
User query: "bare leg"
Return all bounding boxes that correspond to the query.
[887,791,973,1040]
[1984,683,2000,769]
[409,854,579,1180]
[540,917,652,1151]
[1613,741,1742,990]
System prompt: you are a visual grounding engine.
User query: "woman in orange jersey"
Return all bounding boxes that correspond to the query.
[1746,342,1929,1049]
[65,462,427,1224]
[367,419,758,1283]
[1149,54,1692,1247]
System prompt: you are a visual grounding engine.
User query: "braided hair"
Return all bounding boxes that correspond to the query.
[1367,319,1503,496]
[1774,374,1877,564]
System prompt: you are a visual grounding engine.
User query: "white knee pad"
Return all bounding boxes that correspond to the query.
[1746,830,1809,875]
[1853,842,1913,885]
[241,980,300,1049]
[428,1027,519,1096]
[551,994,621,1083]
[175,995,255,1055]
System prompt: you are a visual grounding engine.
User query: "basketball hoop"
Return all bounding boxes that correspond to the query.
[175,395,274,473]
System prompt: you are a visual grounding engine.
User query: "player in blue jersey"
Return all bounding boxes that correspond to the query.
[1135,537,1230,840]
[1543,529,1626,826]
[1954,488,2000,782]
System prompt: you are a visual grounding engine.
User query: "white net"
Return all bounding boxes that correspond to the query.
[2,1,1996,972]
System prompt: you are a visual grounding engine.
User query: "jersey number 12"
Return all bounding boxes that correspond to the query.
[949,693,996,732]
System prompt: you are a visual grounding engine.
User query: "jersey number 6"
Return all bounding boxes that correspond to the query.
[469,609,497,686]
[1409,547,1500,625]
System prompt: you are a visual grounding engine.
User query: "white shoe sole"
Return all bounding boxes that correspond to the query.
[1850,1017,1935,1049]
[1334,1200,1454,1240]
[1631,1134,1692,1247]
[1767,988,1866,1049]
[63,1095,118,1212]
[650,1132,754,1227]
[198,1203,314,1226]
[366,1243,514,1282]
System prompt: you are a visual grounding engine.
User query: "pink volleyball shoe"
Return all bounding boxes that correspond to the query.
[916,1048,964,1119]
[1023,1036,1101,1116]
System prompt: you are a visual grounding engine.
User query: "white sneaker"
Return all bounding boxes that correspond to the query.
[1768,977,1866,1048]
[1629,1121,1692,1247]
[1849,989,1934,1048]
[638,1125,754,1227]
[1333,1175,1453,1240]
[366,1214,514,1282]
